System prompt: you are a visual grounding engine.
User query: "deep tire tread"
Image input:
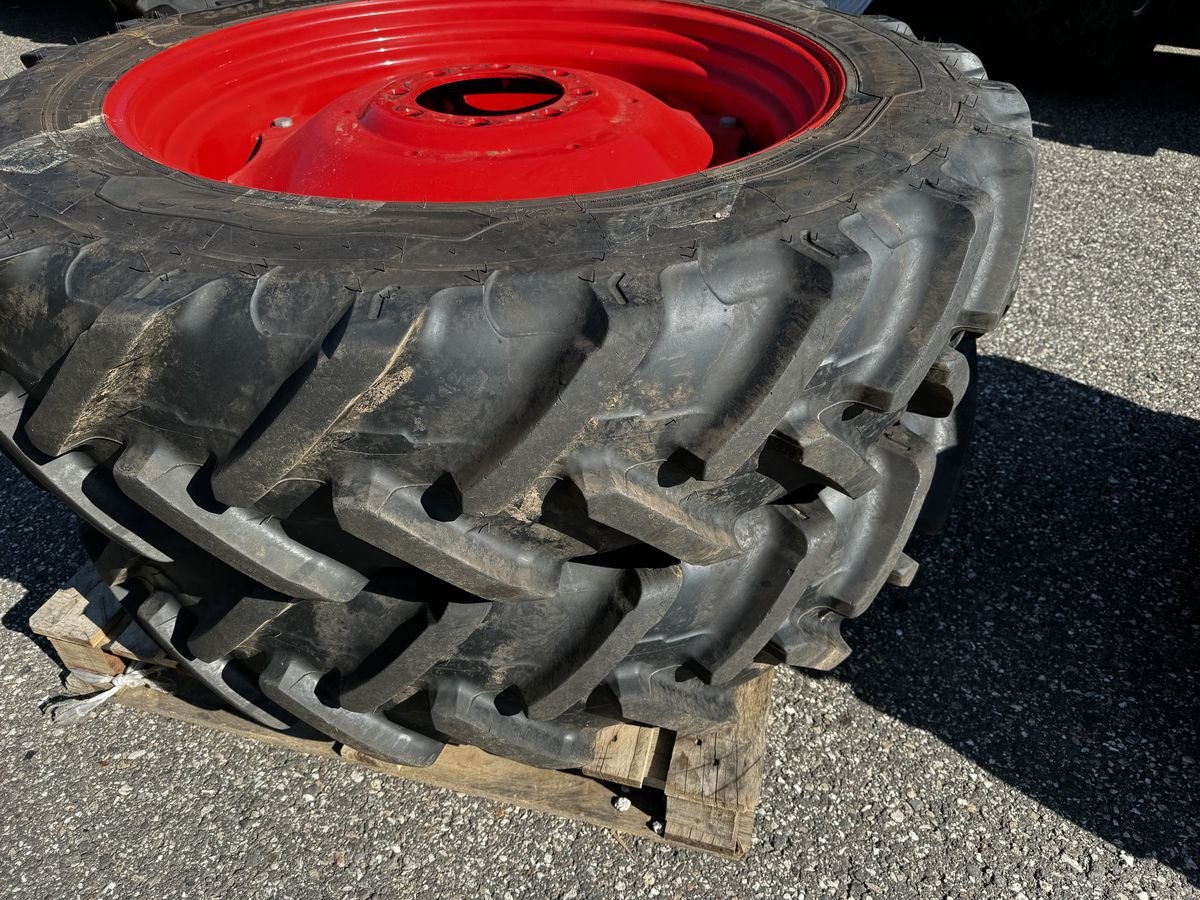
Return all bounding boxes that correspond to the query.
[0,4,1037,769]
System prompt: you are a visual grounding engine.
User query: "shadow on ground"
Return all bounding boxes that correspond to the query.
[0,462,85,660]
[1024,46,1200,157]
[0,2,110,49]
[835,355,1200,885]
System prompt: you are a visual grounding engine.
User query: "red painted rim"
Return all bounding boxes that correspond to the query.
[103,0,846,203]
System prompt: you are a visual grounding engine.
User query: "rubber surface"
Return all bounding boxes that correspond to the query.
[0,1,1035,768]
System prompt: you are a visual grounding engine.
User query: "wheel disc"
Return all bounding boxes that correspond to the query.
[102,0,846,202]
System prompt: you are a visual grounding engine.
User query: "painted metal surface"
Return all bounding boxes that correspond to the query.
[103,0,846,202]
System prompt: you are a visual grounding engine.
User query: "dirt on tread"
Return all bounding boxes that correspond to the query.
[0,0,1036,768]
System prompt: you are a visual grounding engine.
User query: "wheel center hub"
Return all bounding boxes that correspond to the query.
[233,62,716,201]
[363,64,597,131]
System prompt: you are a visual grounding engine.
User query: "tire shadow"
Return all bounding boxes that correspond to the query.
[0,2,111,49]
[1024,45,1200,157]
[0,460,86,658]
[832,355,1200,885]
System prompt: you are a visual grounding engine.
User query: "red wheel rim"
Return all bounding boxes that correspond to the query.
[103,0,846,203]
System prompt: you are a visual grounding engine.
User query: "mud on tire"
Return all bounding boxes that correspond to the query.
[0,1,1036,768]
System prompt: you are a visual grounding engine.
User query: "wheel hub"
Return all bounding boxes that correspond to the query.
[233,63,716,201]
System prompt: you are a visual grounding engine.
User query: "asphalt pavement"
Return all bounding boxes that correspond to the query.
[0,4,1197,898]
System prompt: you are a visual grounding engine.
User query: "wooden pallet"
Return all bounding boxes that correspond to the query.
[30,565,774,859]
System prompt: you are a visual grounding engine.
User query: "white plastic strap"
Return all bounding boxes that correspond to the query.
[41,663,165,725]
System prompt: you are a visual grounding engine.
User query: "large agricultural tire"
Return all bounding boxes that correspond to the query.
[0,0,1035,769]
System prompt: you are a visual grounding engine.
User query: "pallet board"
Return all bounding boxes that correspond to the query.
[31,565,775,859]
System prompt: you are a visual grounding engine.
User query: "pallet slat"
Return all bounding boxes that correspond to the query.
[663,670,773,855]
[581,722,663,788]
[29,568,126,676]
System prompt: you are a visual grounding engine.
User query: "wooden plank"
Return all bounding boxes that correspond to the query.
[642,730,675,791]
[340,745,666,839]
[116,680,345,755]
[79,583,128,648]
[110,684,681,851]
[27,563,173,671]
[47,636,126,677]
[665,668,774,810]
[106,618,176,668]
[662,668,774,856]
[31,565,129,677]
[29,564,116,648]
[660,796,755,855]
[581,723,661,788]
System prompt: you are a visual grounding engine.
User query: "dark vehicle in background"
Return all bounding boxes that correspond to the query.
[106,0,1186,86]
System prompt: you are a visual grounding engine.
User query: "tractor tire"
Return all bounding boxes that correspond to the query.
[0,0,1035,769]
[869,0,1172,85]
